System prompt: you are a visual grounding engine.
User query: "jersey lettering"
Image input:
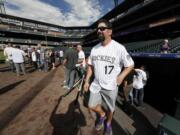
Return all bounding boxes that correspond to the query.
[92,55,115,64]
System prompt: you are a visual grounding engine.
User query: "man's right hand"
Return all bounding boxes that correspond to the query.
[83,82,89,92]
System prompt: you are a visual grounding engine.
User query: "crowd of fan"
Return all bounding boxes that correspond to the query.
[3,43,63,76]
[3,42,148,108]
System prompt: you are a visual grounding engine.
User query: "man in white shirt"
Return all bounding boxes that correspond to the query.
[31,47,38,69]
[3,43,15,72]
[77,45,86,68]
[37,44,46,71]
[83,19,134,135]
[133,65,147,106]
[76,44,86,77]
[59,50,64,65]
[12,46,26,76]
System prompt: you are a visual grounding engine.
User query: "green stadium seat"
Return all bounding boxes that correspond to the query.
[158,114,180,135]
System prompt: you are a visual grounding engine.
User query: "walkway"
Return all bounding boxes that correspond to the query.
[0,65,163,135]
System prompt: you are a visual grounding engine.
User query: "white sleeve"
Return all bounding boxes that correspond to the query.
[120,46,134,67]
[142,71,147,81]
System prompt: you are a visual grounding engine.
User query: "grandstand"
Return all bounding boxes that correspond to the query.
[1,0,180,54]
[0,13,93,47]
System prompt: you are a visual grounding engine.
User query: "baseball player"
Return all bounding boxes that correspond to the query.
[83,19,134,135]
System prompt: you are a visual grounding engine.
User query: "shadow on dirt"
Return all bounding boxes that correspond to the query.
[0,80,25,95]
[50,97,86,135]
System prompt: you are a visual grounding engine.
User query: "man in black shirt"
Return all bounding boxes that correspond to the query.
[123,69,136,104]
[121,69,137,116]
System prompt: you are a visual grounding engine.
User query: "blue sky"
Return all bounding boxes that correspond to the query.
[5,0,123,26]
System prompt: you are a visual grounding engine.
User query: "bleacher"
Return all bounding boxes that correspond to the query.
[0,37,63,46]
[123,37,180,54]
[124,39,163,53]
[0,14,94,47]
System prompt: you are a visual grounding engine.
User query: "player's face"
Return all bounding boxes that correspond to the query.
[97,23,112,42]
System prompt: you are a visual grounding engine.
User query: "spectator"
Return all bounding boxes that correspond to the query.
[27,45,32,64]
[43,49,49,72]
[83,19,134,135]
[121,69,137,116]
[3,43,15,72]
[63,45,78,90]
[37,44,47,71]
[59,49,64,65]
[123,69,137,105]
[76,44,86,77]
[161,39,170,54]
[133,65,147,107]
[31,47,38,70]
[49,50,56,70]
[76,44,86,68]
[11,45,26,76]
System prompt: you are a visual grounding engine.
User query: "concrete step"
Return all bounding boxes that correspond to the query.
[113,105,136,135]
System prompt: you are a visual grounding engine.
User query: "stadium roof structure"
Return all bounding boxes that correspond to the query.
[90,0,145,28]
[84,0,180,46]
[111,0,180,39]
[0,13,90,29]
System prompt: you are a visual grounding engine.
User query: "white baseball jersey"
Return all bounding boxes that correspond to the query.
[88,40,134,93]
